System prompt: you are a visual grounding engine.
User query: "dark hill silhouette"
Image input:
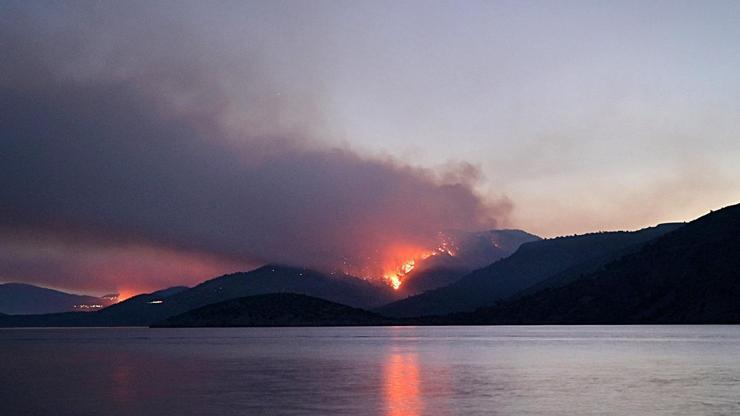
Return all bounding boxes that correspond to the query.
[89,286,190,325]
[461,203,740,324]
[154,293,392,327]
[0,283,115,314]
[378,223,683,317]
[398,254,470,296]
[0,265,394,326]
[161,265,393,312]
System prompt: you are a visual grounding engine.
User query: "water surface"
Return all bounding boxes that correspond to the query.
[1,326,739,415]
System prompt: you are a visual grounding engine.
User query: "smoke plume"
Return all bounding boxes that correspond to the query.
[0,2,510,293]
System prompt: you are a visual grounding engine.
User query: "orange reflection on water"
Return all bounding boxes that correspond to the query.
[383,351,422,416]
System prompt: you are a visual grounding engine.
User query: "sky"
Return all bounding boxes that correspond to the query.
[1,1,739,295]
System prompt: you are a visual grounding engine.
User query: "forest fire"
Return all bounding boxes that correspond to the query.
[386,274,403,290]
[383,258,423,290]
[381,237,457,290]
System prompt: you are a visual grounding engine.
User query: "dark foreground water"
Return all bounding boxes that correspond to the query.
[1,326,739,415]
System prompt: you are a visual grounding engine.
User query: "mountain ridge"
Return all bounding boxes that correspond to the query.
[377,223,684,317]
[460,203,740,324]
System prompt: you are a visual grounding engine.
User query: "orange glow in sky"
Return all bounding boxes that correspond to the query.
[114,290,138,302]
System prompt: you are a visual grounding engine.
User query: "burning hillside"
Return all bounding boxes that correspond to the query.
[356,229,539,290]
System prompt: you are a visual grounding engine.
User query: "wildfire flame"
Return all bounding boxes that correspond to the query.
[384,258,419,290]
[382,244,455,290]
[387,274,403,290]
[344,233,460,291]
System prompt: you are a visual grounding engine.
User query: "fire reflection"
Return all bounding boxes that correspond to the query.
[111,357,135,405]
[383,350,422,416]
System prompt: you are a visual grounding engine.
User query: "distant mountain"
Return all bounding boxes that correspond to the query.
[154,293,392,327]
[462,203,740,324]
[0,283,115,314]
[398,229,541,295]
[0,265,395,326]
[378,223,683,317]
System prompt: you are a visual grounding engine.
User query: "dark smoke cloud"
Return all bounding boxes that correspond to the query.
[0,2,509,293]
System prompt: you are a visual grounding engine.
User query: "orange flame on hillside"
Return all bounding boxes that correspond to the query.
[382,238,457,290]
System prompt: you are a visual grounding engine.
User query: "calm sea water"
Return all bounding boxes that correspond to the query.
[1,326,739,415]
